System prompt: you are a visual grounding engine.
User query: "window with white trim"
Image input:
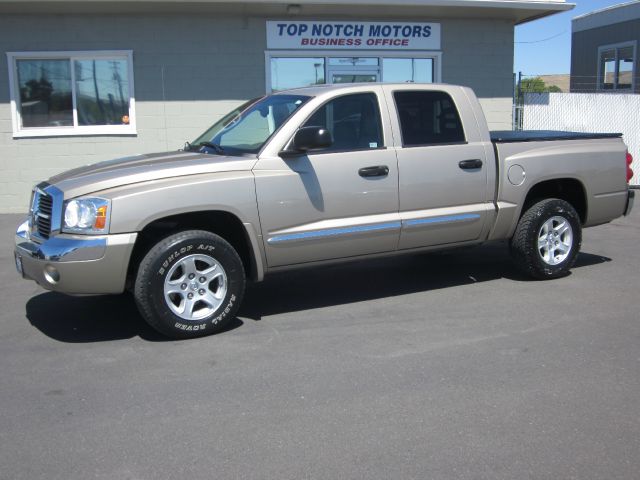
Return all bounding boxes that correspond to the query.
[598,42,636,91]
[7,51,136,137]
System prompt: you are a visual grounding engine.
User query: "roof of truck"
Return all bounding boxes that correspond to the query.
[274,82,454,96]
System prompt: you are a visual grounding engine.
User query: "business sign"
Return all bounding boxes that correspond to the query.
[267,21,440,50]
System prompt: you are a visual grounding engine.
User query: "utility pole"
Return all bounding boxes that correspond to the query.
[517,71,523,130]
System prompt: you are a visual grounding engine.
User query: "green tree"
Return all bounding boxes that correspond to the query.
[517,77,562,102]
[520,77,547,93]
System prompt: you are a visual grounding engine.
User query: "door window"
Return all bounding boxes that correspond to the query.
[382,58,433,83]
[394,91,465,146]
[331,73,378,83]
[328,57,379,67]
[303,93,384,151]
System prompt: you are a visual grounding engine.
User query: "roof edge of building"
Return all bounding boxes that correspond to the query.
[0,0,574,25]
[572,0,640,33]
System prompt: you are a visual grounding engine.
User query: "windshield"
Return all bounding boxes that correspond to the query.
[189,94,310,155]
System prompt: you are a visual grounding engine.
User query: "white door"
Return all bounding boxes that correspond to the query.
[330,71,379,84]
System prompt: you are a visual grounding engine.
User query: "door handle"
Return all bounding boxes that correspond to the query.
[458,159,483,170]
[359,165,389,177]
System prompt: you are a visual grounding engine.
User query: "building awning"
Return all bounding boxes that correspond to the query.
[0,0,574,25]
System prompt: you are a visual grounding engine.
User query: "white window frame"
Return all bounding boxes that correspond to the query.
[7,50,136,138]
[265,50,442,92]
[597,41,637,91]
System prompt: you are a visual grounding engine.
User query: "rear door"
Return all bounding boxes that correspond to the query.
[385,87,493,249]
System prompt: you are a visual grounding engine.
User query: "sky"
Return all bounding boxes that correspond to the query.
[514,0,630,75]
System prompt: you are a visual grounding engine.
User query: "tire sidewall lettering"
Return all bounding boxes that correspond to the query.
[157,245,194,275]
[212,294,236,325]
[174,322,207,331]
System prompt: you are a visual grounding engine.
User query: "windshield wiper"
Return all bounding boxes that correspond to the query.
[182,141,225,154]
[196,141,225,155]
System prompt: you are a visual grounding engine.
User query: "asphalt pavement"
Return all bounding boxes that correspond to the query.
[1,209,639,480]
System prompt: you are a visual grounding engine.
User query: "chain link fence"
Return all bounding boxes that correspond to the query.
[516,86,640,185]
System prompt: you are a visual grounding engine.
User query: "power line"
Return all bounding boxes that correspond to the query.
[515,31,567,44]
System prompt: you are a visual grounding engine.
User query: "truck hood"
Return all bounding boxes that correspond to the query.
[48,151,258,199]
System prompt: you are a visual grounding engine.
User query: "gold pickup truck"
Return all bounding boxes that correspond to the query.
[15,83,635,338]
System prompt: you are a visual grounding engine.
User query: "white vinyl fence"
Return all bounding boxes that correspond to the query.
[523,92,639,185]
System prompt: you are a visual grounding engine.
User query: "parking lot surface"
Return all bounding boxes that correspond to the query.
[1,209,639,480]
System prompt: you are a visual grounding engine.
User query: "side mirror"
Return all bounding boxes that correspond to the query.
[280,126,333,158]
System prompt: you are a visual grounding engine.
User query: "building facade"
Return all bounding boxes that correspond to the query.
[0,0,571,212]
[570,0,640,93]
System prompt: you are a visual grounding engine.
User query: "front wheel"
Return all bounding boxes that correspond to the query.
[134,230,245,339]
[510,199,582,279]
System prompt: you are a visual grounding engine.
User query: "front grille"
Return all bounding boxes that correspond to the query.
[33,190,53,239]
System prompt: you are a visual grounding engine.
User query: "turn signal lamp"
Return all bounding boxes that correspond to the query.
[94,205,108,230]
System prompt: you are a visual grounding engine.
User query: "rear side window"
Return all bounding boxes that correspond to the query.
[394,91,465,146]
[303,93,383,152]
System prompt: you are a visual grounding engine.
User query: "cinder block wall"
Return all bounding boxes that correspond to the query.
[442,18,514,130]
[0,14,513,213]
[0,14,266,212]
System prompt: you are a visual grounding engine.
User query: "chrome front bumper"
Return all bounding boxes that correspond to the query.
[14,220,137,295]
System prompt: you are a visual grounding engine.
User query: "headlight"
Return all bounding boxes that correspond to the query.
[63,198,110,234]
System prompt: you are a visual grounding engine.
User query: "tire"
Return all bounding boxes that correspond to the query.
[510,198,582,279]
[134,230,245,339]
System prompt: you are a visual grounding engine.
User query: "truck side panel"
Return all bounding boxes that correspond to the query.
[489,138,629,240]
[104,172,262,235]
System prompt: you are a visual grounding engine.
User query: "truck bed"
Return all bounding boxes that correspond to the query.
[491,130,622,143]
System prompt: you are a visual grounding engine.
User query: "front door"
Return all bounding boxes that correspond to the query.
[254,90,400,267]
[330,71,379,84]
[327,57,380,85]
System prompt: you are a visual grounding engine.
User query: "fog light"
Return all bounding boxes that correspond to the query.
[43,265,60,285]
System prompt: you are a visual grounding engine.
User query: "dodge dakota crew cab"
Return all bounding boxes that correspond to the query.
[15,84,635,338]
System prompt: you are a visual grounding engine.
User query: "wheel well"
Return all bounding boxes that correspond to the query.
[126,211,256,289]
[522,178,587,224]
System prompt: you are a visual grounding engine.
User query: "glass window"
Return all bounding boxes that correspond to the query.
[394,91,465,146]
[617,46,634,90]
[599,44,636,90]
[9,51,135,137]
[328,57,379,66]
[332,74,378,83]
[16,59,73,128]
[600,49,616,89]
[271,58,325,91]
[303,93,383,151]
[190,94,309,155]
[74,59,131,126]
[383,58,433,83]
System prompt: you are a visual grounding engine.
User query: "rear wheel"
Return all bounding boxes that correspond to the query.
[134,230,245,339]
[510,198,582,279]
